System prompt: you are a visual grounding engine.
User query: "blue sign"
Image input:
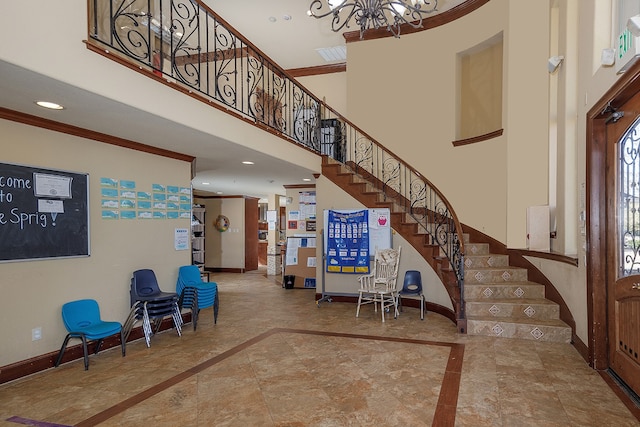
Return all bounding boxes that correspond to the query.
[326,209,369,273]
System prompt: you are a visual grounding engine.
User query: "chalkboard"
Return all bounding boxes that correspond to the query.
[0,162,90,262]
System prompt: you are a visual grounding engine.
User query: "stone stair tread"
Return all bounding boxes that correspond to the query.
[465,297,557,305]
[466,265,526,271]
[465,280,541,286]
[466,315,569,327]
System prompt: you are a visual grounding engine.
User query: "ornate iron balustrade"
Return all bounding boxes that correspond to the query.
[89,0,322,151]
[318,103,465,316]
[87,0,465,317]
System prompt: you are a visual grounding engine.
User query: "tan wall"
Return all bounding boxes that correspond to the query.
[196,197,246,269]
[345,0,550,247]
[297,72,347,117]
[0,119,192,366]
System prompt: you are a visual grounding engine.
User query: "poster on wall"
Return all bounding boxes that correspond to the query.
[326,209,369,274]
[174,228,189,250]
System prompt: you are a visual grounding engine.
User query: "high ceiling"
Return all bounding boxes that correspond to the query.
[0,0,466,200]
[209,0,467,69]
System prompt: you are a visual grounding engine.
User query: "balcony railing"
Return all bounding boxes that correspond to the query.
[88,0,465,319]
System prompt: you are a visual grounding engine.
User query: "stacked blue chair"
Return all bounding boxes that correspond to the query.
[176,265,219,331]
[130,269,183,347]
[55,299,126,370]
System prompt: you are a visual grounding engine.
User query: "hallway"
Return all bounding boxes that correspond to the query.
[0,269,638,426]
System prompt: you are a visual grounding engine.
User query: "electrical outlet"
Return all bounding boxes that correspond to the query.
[32,327,42,341]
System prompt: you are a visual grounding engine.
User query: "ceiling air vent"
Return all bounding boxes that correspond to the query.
[315,46,347,62]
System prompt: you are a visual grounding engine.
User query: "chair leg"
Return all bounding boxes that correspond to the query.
[120,330,127,357]
[356,292,363,318]
[142,303,152,348]
[393,295,399,319]
[94,338,104,355]
[172,302,183,337]
[81,335,89,370]
[192,307,199,331]
[213,293,219,324]
[420,295,425,320]
[55,334,73,367]
[121,303,139,351]
[192,293,199,331]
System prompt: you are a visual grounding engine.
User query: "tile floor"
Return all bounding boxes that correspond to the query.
[0,268,639,426]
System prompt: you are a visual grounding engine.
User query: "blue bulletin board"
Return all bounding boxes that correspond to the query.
[323,208,391,274]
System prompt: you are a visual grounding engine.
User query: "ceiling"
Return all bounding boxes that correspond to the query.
[0,0,465,200]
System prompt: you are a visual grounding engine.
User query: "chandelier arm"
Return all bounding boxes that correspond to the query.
[309,0,438,38]
[308,1,362,33]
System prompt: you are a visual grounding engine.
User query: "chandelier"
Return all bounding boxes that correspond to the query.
[307,0,438,38]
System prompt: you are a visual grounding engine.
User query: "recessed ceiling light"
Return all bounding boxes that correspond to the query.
[282,14,292,21]
[303,178,312,181]
[216,191,223,195]
[242,161,254,165]
[202,182,210,185]
[268,16,277,23]
[36,101,64,110]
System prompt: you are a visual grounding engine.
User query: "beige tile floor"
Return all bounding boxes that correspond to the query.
[0,268,639,426]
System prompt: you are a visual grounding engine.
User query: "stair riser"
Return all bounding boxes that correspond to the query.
[466,302,560,319]
[465,243,490,255]
[464,284,545,299]
[464,268,528,284]
[466,320,571,343]
[464,254,509,268]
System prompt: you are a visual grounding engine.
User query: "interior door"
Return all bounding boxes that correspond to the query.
[606,91,640,396]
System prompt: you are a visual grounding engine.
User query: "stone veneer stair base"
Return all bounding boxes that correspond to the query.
[467,317,572,342]
[463,233,572,343]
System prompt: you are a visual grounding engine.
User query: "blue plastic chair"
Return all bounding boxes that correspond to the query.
[130,269,183,347]
[398,270,426,320]
[55,299,125,370]
[177,265,219,330]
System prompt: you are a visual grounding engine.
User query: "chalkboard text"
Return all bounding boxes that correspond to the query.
[0,208,48,229]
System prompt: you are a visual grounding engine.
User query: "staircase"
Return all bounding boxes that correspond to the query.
[322,157,573,343]
[463,236,572,342]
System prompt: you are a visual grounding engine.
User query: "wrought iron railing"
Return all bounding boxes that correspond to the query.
[87,0,465,317]
[319,103,465,318]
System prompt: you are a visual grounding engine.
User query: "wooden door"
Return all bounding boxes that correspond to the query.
[606,91,640,395]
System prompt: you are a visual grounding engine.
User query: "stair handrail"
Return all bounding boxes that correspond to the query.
[318,102,465,302]
[86,0,465,316]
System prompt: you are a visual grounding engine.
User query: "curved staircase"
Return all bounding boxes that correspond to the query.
[322,157,573,343]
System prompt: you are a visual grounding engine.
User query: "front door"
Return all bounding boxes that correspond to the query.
[606,91,640,396]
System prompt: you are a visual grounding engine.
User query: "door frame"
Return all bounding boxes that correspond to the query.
[587,61,640,369]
